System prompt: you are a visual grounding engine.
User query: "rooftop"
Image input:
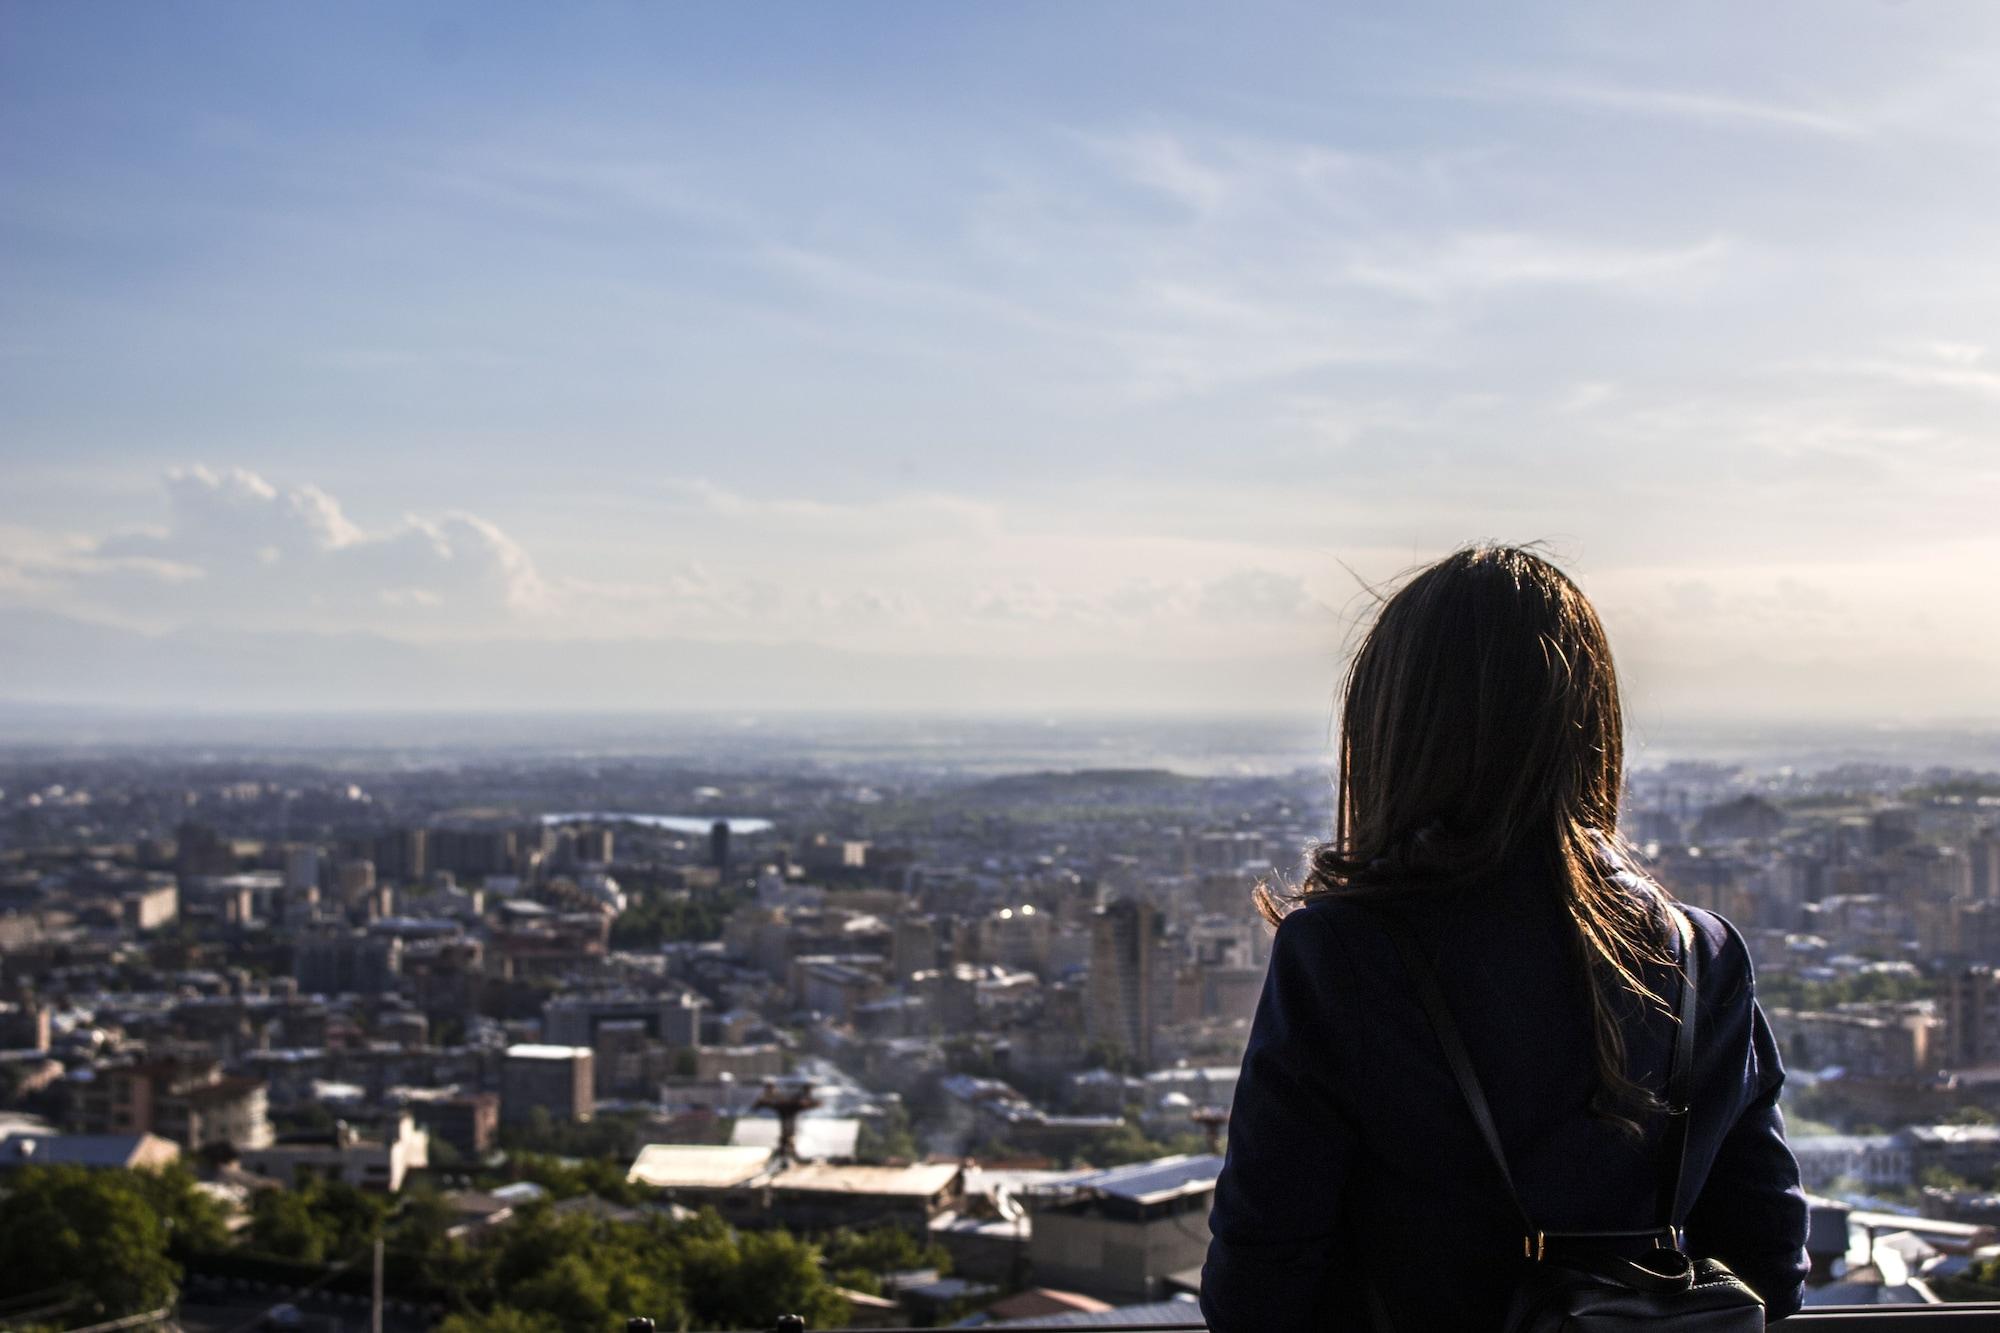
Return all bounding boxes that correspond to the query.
[627,1144,775,1189]
[767,1161,961,1197]
[505,1043,593,1060]
[1061,1154,1225,1205]
[984,1300,1204,1329]
[0,1131,180,1169]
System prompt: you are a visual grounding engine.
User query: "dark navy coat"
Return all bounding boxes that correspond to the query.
[1200,869,1809,1331]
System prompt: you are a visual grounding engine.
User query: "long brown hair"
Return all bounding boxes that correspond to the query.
[1261,544,1675,1128]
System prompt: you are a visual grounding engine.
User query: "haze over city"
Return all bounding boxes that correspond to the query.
[5,2,1999,721]
[13,5,2000,1330]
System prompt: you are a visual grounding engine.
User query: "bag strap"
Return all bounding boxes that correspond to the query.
[1662,905,1699,1237]
[1375,910,1538,1243]
[1374,901,1701,1251]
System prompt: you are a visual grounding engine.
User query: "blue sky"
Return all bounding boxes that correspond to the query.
[3,2,1998,718]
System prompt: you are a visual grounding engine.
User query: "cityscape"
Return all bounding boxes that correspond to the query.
[3,720,2000,1327]
[8,1,2000,1329]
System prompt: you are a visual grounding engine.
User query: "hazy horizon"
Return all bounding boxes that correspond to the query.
[5,700,1999,779]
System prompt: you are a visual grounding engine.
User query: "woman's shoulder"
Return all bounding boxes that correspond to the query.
[1676,902,1733,950]
[1262,894,1392,989]
[1267,890,1451,992]
[1275,891,1403,949]
[1673,902,1759,1007]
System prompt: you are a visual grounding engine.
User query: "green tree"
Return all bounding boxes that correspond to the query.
[607,886,747,950]
[489,1151,645,1206]
[829,1268,882,1296]
[677,1224,848,1331]
[0,1165,180,1318]
[310,1180,390,1256]
[820,1225,949,1280]
[499,1110,648,1161]
[135,1163,231,1258]
[854,1106,918,1164]
[390,1188,458,1254]
[443,1203,687,1333]
[511,1253,615,1331]
[248,1187,328,1262]
[437,1308,561,1333]
[1069,1119,1207,1168]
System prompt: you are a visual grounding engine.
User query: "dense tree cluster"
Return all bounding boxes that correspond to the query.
[607,886,749,950]
[0,1163,946,1333]
[0,1164,226,1321]
[981,1119,1210,1169]
[479,1150,651,1206]
[818,1225,951,1297]
[428,1202,850,1333]
[496,1109,658,1163]
[248,1178,391,1264]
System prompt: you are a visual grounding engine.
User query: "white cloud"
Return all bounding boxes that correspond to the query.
[41,465,549,633]
[3,469,1339,658]
[98,465,363,561]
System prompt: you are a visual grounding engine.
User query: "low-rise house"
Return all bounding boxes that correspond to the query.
[1023,1155,1223,1304]
[626,1143,962,1235]
[1789,1134,1913,1194]
[400,1088,499,1159]
[1903,1124,2000,1185]
[238,1113,427,1192]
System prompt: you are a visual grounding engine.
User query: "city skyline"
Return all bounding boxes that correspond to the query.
[5,3,2000,719]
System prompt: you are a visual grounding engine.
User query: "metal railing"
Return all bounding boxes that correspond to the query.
[633,1308,2000,1332]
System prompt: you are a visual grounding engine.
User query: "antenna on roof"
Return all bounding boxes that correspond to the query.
[1190,1105,1228,1155]
[752,1080,819,1165]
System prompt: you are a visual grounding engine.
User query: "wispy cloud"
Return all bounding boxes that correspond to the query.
[1828,356,2000,403]
[1343,232,1733,303]
[7,5,2000,715]
[1455,75,1869,139]
[664,480,1006,541]
[963,127,1739,396]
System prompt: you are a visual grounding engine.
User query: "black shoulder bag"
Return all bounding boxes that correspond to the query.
[1371,907,1766,1332]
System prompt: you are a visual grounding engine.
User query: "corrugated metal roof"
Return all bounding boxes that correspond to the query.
[1068,1154,1223,1204]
